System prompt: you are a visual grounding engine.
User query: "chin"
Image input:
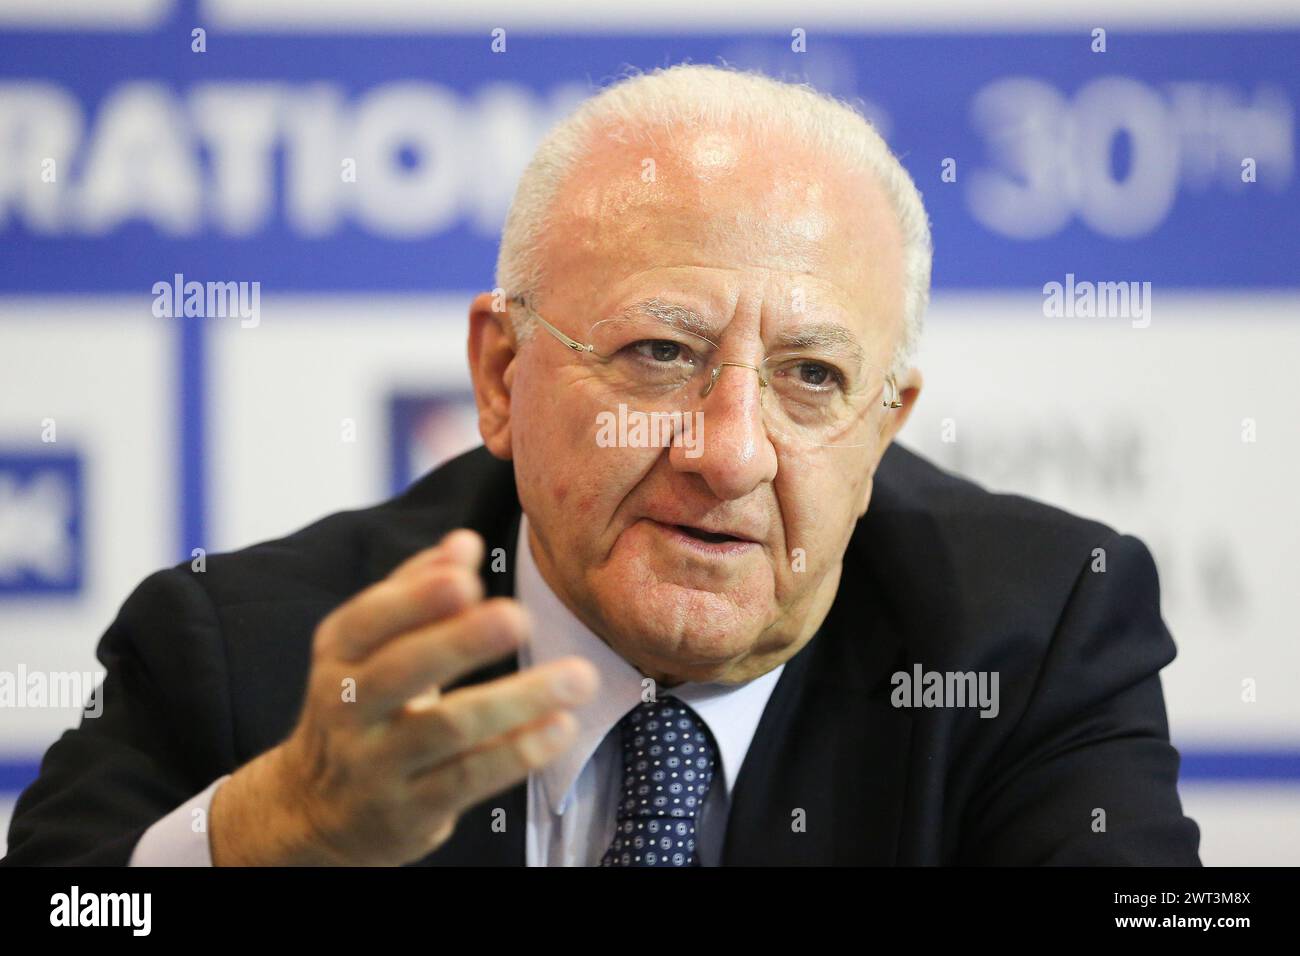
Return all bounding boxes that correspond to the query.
[591,572,774,677]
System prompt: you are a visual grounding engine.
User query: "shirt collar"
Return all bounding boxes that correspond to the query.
[513,512,784,816]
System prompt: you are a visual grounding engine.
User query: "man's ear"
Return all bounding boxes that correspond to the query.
[881,366,923,449]
[857,366,923,515]
[467,291,518,461]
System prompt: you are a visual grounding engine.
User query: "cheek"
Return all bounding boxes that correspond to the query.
[513,359,663,536]
[532,446,651,542]
[548,482,599,521]
[575,490,600,517]
[776,463,866,565]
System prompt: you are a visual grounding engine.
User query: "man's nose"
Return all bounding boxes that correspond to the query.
[669,362,778,499]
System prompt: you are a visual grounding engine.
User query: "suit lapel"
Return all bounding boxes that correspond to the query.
[720,461,956,865]
[722,581,914,865]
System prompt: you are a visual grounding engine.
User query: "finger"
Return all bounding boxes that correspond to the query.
[436,529,485,571]
[390,529,485,581]
[408,711,581,815]
[318,563,485,663]
[385,656,599,772]
[353,598,533,717]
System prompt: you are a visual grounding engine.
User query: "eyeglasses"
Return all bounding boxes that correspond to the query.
[510,296,902,449]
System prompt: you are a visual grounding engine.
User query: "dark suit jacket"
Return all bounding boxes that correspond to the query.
[2,443,1200,865]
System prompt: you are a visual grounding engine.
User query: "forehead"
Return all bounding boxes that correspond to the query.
[539,122,906,335]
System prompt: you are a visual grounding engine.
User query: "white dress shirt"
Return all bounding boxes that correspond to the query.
[130,513,783,866]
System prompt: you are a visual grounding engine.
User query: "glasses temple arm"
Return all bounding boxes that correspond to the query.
[511,297,592,353]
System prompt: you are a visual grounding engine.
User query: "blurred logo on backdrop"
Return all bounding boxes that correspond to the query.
[0,452,84,595]
[387,392,481,495]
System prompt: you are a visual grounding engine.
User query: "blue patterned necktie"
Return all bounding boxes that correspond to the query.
[600,695,719,867]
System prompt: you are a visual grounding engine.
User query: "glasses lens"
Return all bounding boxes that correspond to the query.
[588,317,718,394]
[760,352,891,448]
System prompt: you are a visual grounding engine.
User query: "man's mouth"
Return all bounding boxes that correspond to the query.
[639,518,761,556]
[674,524,747,545]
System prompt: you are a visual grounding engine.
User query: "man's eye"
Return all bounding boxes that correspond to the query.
[799,363,831,386]
[633,340,689,363]
[786,361,843,390]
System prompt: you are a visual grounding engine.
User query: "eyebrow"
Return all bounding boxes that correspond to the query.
[771,323,866,366]
[619,298,866,364]
[619,298,719,339]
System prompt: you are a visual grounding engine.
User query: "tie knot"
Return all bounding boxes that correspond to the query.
[601,695,719,867]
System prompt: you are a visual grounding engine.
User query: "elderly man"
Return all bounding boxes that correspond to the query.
[3,65,1199,866]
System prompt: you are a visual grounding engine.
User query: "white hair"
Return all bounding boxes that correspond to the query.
[495,63,932,374]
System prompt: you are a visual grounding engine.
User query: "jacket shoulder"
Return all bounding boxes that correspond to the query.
[181,446,515,609]
[865,441,1122,588]
[853,443,1150,667]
